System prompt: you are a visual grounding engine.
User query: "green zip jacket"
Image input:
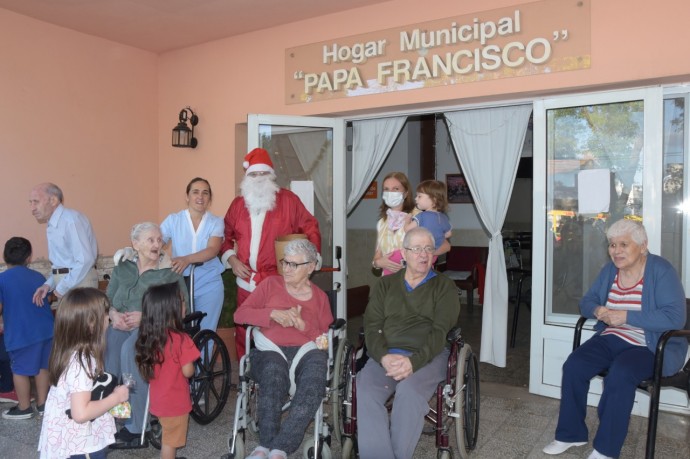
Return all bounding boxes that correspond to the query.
[107,258,188,313]
[363,270,460,371]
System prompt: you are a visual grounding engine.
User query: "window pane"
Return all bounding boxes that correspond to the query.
[546,101,644,317]
[661,97,685,278]
[258,124,334,291]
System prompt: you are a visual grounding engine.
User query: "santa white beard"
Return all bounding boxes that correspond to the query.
[241,174,279,215]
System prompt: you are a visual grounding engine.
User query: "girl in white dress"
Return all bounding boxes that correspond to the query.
[38,288,129,459]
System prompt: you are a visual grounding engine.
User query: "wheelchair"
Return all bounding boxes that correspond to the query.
[225,289,347,459]
[335,327,480,459]
[145,262,232,448]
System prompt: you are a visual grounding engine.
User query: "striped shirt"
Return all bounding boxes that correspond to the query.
[601,274,646,346]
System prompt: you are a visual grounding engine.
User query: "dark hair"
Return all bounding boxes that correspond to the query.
[3,237,32,265]
[49,288,110,386]
[186,177,212,200]
[378,172,415,219]
[135,282,185,382]
[416,180,449,213]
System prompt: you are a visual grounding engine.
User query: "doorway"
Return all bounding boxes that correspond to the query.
[344,112,534,387]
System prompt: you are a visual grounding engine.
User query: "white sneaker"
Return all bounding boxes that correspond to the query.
[543,440,588,455]
[587,449,613,459]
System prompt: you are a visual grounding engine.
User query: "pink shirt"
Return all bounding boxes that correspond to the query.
[234,276,333,346]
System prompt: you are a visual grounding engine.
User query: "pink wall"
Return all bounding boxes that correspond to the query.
[0,9,158,259]
[2,0,689,260]
[157,0,690,221]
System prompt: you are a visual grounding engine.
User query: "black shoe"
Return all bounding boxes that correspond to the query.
[2,405,35,420]
[109,427,149,449]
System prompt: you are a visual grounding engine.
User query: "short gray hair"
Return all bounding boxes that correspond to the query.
[606,219,647,246]
[403,227,435,249]
[43,183,64,203]
[130,222,160,242]
[284,238,318,263]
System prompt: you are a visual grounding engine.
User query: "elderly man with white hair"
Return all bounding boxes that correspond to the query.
[29,182,98,304]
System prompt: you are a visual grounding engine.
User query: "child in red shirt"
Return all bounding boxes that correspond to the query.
[135,282,199,459]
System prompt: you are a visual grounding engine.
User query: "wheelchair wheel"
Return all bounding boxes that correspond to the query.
[245,380,260,434]
[303,438,332,459]
[454,345,480,459]
[148,416,162,450]
[190,329,231,425]
[227,434,245,459]
[341,437,355,459]
[330,337,351,444]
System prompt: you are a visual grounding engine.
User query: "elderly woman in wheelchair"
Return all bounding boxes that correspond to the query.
[105,222,189,449]
[357,227,461,459]
[233,238,334,459]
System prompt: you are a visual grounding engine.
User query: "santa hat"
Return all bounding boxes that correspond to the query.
[243,148,274,175]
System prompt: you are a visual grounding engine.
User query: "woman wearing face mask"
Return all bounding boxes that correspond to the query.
[371,172,416,275]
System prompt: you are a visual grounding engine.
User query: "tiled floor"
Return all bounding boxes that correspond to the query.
[1,289,688,458]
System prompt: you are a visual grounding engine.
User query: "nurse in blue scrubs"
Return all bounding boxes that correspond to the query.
[161,177,225,332]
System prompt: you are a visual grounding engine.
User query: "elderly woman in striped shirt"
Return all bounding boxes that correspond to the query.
[543,219,687,459]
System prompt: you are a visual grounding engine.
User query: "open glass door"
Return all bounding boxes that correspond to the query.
[247,114,346,318]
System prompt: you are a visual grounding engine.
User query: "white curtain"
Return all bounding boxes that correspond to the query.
[346,116,407,214]
[444,105,532,367]
[288,131,332,223]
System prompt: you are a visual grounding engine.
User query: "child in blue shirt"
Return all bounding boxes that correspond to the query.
[0,237,54,420]
[405,180,452,256]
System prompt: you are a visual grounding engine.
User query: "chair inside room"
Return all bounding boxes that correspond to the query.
[504,233,532,348]
[439,246,488,313]
[572,299,690,459]
[346,285,370,319]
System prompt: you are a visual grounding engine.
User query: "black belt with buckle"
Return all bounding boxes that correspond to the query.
[52,268,70,274]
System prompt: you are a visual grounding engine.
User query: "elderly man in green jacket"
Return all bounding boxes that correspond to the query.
[357,227,460,459]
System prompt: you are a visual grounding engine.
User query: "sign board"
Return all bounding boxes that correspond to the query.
[286,0,591,104]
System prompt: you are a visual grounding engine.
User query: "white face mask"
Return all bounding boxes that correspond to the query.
[382,191,404,208]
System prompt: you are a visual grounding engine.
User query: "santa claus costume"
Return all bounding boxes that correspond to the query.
[221,148,321,358]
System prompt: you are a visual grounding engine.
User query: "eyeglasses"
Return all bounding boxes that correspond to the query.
[279,259,312,270]
[404,246,435,255]
[247,171,272,178]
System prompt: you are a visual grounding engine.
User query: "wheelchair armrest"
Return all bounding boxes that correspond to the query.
[183,311,206,325]
[329,318,346,331]
[573,316,588,351]
[446,327,462,344]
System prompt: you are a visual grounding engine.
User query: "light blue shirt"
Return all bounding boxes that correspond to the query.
[160,209,225,284]
[45,204,98,295]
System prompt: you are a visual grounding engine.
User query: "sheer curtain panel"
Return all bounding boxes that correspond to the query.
[346,116,407,214]
[444,105,532,367]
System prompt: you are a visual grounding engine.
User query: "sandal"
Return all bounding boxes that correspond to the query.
[246,446,270,459]
[268,449,287,459]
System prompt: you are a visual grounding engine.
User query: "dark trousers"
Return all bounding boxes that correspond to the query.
[0,336,13,392]
[250,347,327,454]
[556,334,654,458]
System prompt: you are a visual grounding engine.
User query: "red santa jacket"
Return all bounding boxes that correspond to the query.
[220,188,321,289]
